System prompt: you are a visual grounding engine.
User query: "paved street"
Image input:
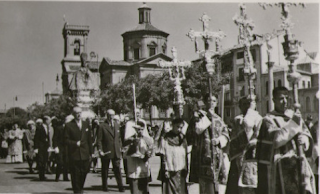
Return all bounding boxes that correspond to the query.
[0,157,200,194]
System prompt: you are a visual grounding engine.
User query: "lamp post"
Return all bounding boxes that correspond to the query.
[158,47,191,118]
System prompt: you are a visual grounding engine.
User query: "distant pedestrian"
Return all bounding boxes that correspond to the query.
[52,117,67,181]
[23,120,37,173]
[90,118,99,173]
[34,117,50,181]
[0,129,8,158]
[6,123,24,163]
[65,107,93,194]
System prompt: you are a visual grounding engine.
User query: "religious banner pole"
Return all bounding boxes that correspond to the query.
[158,47,191,118]
[260,3,306,194]
[186,12,226,191]
[132,83,137,125]
[265,34,275,111]
[233,3,257,109]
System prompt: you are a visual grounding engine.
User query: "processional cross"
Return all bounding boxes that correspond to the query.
[233,3,257,106]
[186,13,226,105]
[158,47,191,118]
[260,3,306,194]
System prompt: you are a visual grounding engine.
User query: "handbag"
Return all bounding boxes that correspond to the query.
[1,140,8,148]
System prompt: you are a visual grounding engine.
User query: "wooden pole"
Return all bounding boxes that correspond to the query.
[132,83,137,125]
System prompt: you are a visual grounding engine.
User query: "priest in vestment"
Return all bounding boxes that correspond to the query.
[187,95,230,194]
[256,87,316,194]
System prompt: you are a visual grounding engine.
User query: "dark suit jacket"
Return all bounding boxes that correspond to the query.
[65,119,92,161]
[97,120,122,159]
[53,125,65,149]
[34,124,50,152]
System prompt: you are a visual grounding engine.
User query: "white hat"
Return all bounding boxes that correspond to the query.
[114,115,120,121]
[107,109,115,115]
[65,115,74,123]
[36,118,43,123]
[27,120,35,125]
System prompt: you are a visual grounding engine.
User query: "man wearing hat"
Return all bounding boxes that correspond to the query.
[34,117,51,181]
[23,120,36,174]
[97,109,124,192]
[65,107,93,194]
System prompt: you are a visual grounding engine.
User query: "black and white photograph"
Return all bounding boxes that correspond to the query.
[0,0,318,194]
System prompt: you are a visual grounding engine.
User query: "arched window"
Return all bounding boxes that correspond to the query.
[266,100,269,113]
[278,79,282,87]
[303,81,306,88]
[74,39,80,56]
[308,81,311,88]
[148,41,157,57]
[306,96,311,111]
[266,81,269,95]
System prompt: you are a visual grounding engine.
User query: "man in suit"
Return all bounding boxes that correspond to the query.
[97,109,124,192]
[34,117,50,181]
[65,107,93,194]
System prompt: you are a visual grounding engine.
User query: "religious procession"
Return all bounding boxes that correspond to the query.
[0,2,319,194]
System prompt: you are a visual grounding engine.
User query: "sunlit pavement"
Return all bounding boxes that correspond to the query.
[0,157,206,194]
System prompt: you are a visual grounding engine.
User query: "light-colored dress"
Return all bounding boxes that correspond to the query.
[6,128,24,163]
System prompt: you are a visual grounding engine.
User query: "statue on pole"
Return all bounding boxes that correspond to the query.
[158,47,191,118]
[69,52,100,119]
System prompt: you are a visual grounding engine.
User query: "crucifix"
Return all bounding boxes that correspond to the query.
[233,3,257,108]
[158,47,191,118]
[186,12,226,108]
[260,3,306,194]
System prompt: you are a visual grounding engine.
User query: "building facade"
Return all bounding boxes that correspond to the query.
[221,31,319,124]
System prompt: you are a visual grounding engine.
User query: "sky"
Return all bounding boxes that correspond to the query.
[0,0,318,109]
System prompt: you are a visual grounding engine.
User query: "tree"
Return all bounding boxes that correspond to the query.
[26,95,74,122]
[99,75,139,115]
[137,73,174,124]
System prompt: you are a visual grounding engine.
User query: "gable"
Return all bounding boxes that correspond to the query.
[135,53,172,66]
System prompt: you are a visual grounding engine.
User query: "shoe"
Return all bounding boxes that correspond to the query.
[39,177,47,181]
[119,188,125,192]
[63,178,70,181]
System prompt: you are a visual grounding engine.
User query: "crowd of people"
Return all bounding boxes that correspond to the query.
[0,86,318,194]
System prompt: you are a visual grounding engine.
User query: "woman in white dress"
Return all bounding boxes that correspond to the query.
[6,124,24,163]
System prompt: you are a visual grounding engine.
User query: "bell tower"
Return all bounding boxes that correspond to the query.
[61,22,90,94]
[62,23,89,59]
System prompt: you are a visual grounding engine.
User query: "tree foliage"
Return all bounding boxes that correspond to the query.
[26,95,74,121]
[98,59,232,116]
